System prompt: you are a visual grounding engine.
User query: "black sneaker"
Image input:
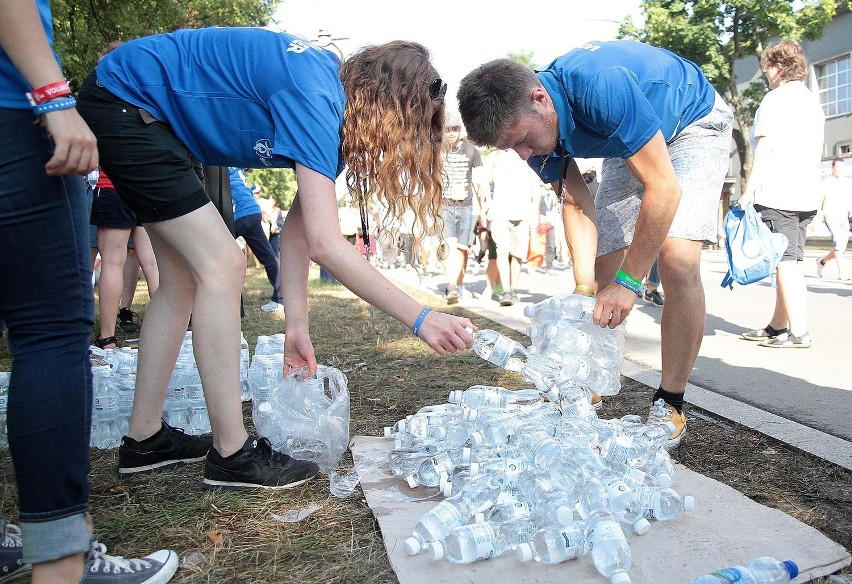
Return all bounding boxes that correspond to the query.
[0,520,30,584]
[203,437,319,490]
[82,540,178,584]
[643,290,664,305]
[117,307,139,333]
[118,420,212,475]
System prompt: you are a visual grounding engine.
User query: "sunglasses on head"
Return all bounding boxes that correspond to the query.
[429,77,447,101]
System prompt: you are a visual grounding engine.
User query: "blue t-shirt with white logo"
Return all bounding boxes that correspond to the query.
[0,0,59,110]
[229,167,262,221]
[96,27,345,180]
[529,40,715,182]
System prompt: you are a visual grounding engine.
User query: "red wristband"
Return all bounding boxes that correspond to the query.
[27,80,72,106]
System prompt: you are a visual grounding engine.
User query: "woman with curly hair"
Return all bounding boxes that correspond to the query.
[76,28,474,491]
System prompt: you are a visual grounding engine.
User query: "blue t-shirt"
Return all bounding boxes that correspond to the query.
[229,167,262,221]
[96,27,345,180]
[0,0,60,110]
[529,40,716,182]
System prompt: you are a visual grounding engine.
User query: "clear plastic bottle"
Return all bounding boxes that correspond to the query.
[248,354,281,415]
[91,366,120,449]
[516,522,586,564]
[448,385,543,411]
[429,517,534,564]
[689,557,799,584]
[523,293,596,323]
[403,474,501,555]
[515,469,576,526]
[471,329,563,391]
[639,486,695,521]
[406,448,468,488]
[185,382,211,435]
[111,365,136,437]
[579,476,633,584]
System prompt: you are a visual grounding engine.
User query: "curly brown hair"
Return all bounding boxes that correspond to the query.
[761,40,808,82]
[339,41,445,251]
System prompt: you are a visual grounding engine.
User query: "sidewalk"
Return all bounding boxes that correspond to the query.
[382,247,852,470]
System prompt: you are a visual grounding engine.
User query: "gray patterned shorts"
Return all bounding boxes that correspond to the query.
[594,92,734,256]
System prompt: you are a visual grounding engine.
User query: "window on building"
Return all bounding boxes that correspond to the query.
[816,55,850,117]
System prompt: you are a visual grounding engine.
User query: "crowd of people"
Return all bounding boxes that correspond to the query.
[0,1,845,580]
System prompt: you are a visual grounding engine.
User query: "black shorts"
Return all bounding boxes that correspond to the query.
[754,205,816,262]
[76,72,208,223]
[90,187,138,229]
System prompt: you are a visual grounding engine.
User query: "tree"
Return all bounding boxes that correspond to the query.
[52,0,277,88]
[245,168,299,210]
[507,50,540,71]
[618,0,839,189]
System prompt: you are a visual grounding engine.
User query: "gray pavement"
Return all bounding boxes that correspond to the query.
[382,247,852,469]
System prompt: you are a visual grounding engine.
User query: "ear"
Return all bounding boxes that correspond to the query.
[530,86,550,108]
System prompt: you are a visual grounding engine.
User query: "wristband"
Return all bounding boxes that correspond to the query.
[27,80,71,106]
[32,97,77,116]
[411,307,432,337]
[574,284,596,297]
[614,269,647,295]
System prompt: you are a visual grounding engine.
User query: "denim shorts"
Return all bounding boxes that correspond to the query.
[595,92,734,256]
[441,202,474,249]
[76,73,209,223]
[754,205,816,261]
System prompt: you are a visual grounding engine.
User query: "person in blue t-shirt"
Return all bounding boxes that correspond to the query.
[75,27,475,491]
[228,167,284,312]
[458,40,735,449]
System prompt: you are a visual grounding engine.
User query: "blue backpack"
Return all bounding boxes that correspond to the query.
[721,204,789,289]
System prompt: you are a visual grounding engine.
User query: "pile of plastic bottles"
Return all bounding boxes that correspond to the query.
[386,294,693,584]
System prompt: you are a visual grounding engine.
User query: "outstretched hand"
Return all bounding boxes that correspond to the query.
[593,283,636,328]
[417,310,476,355]
[283,331,317,378]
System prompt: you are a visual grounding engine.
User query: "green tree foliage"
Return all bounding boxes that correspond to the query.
[507,50,540,70]
[618,0,838,187]
[245,168,299,210]
[52,0,277,88]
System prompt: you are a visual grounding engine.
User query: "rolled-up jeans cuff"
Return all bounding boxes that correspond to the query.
[20,512,91,564]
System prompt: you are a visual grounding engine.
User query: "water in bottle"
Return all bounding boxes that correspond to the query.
[579,476,633,584]
[524,293,596,323]
[689,557,798,584]
[471,329,563,392]
[429,517,535,564]
[516,522,586,564]
[91,366,120,449]
[448,385,543,411]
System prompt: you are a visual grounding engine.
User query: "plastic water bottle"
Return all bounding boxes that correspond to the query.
[185,382,211,435]
[638,486,695,521]
[524,293,596,323]
[532,321,622,365]
[448,385,543,411]
[515,469,576,526]
[111,365,136,437]
[579,476,633,584]
[689,557,799,584]
[429,517,534,563]
[91,366,120,449]
[248,354,281,414]
[471,329,563,391]
[0,372,10,448]
[403,474,501,555]
[516,522,586,564]
[239,346,251,402]
[406,449,468,488]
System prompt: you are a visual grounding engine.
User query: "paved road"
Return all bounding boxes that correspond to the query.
[383,248,852,443]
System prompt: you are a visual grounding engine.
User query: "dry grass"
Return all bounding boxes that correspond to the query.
[0,266,849,583]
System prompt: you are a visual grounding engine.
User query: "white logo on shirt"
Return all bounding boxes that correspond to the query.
[287,39,313,53]
[254,139,273,166]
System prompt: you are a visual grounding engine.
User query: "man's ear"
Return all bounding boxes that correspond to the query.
[530,86,550,108]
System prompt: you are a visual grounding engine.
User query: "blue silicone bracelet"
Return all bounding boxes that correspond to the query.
[411,307,432,337]
[32,96,77,116]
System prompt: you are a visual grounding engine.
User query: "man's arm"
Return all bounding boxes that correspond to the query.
[557,158,598,294]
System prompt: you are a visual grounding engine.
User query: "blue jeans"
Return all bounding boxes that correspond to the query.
[0,108,94,563]
[234,213,282,303]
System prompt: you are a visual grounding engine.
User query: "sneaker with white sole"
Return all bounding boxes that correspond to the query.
[118,420,212,475]
[760,331,812,348]
[260,301,284,312]
[647,399,686,450]
[591,393,602,411]
[816,258,825,278]
[203,436,320,490]
[0,520,29,583]
[82,540,178,584]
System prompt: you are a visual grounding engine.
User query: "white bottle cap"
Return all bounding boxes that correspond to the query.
[633,518,651,535]
[397,419,406,434]
[516,543,533,562]
[470,432,483,447]
[463,408,479,422]
[473,512,485,524]
[610,571,631,584]
[383,427,392,438]
[442,480,453,498]
[448,390,461,404]
[258,401,272,413]
[556,505,574,526]
[405,474,418,489]
[682,495,696,512]
[403,536,422,556]
[656,472,673,488]
[460,448,471,464]
[664,421,677,435]
[469,462,481,475]
[428,541,444,561]
[523,305,533,317]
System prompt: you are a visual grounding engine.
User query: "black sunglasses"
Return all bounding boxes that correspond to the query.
[429,77,447,100]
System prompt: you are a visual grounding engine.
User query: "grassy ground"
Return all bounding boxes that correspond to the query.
[0,266,849,583]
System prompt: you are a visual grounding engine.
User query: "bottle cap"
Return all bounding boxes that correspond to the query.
[516,543,533,562]
[383,427,392,438]
[656,472,673,488]
[782,560,799,578]
[556,505,574,526]
[463,408,479,422]
[460,448,471,464]
[469,462,481,475]
[432,427,447,439]
[258,401,272,413]
[523,305,533,317]
[428,541,444,561]
[633,518,651,535]
[403,536,422,556]
[405,474,418,489]
[448,390,461,404]
[442,480,453,498]
[470,432,483,447]
[682,496,695,512]
[473,512,485,523]
[397,420,406,434]
[664,421,677,434]
[609,571,631,584]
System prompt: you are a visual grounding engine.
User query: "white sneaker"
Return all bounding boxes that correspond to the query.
[839,272,851,281]
[260,301,284,312]
[816,258,824,278]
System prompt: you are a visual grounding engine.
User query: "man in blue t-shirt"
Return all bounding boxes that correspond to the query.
[458,40,735,448]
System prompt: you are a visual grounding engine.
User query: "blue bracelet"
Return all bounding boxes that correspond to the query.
[411,307,432,337]
[32,97,77,116]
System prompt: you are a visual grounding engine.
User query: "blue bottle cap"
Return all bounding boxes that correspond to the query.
[782,560,799,578]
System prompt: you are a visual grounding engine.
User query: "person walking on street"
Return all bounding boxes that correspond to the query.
[816,158,851,280]
[738,40,825,348]
[76,29,475,491]
[459,39,734,448]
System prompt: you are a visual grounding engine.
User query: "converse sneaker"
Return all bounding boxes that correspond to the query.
[203,437,320,490]
[117,307,139,334]
[740,325,787,341]
[118,420,212,475]
[760,332,812,348]
[82,540,177,584]
[647,399,686,449]
[0,521,29,583]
